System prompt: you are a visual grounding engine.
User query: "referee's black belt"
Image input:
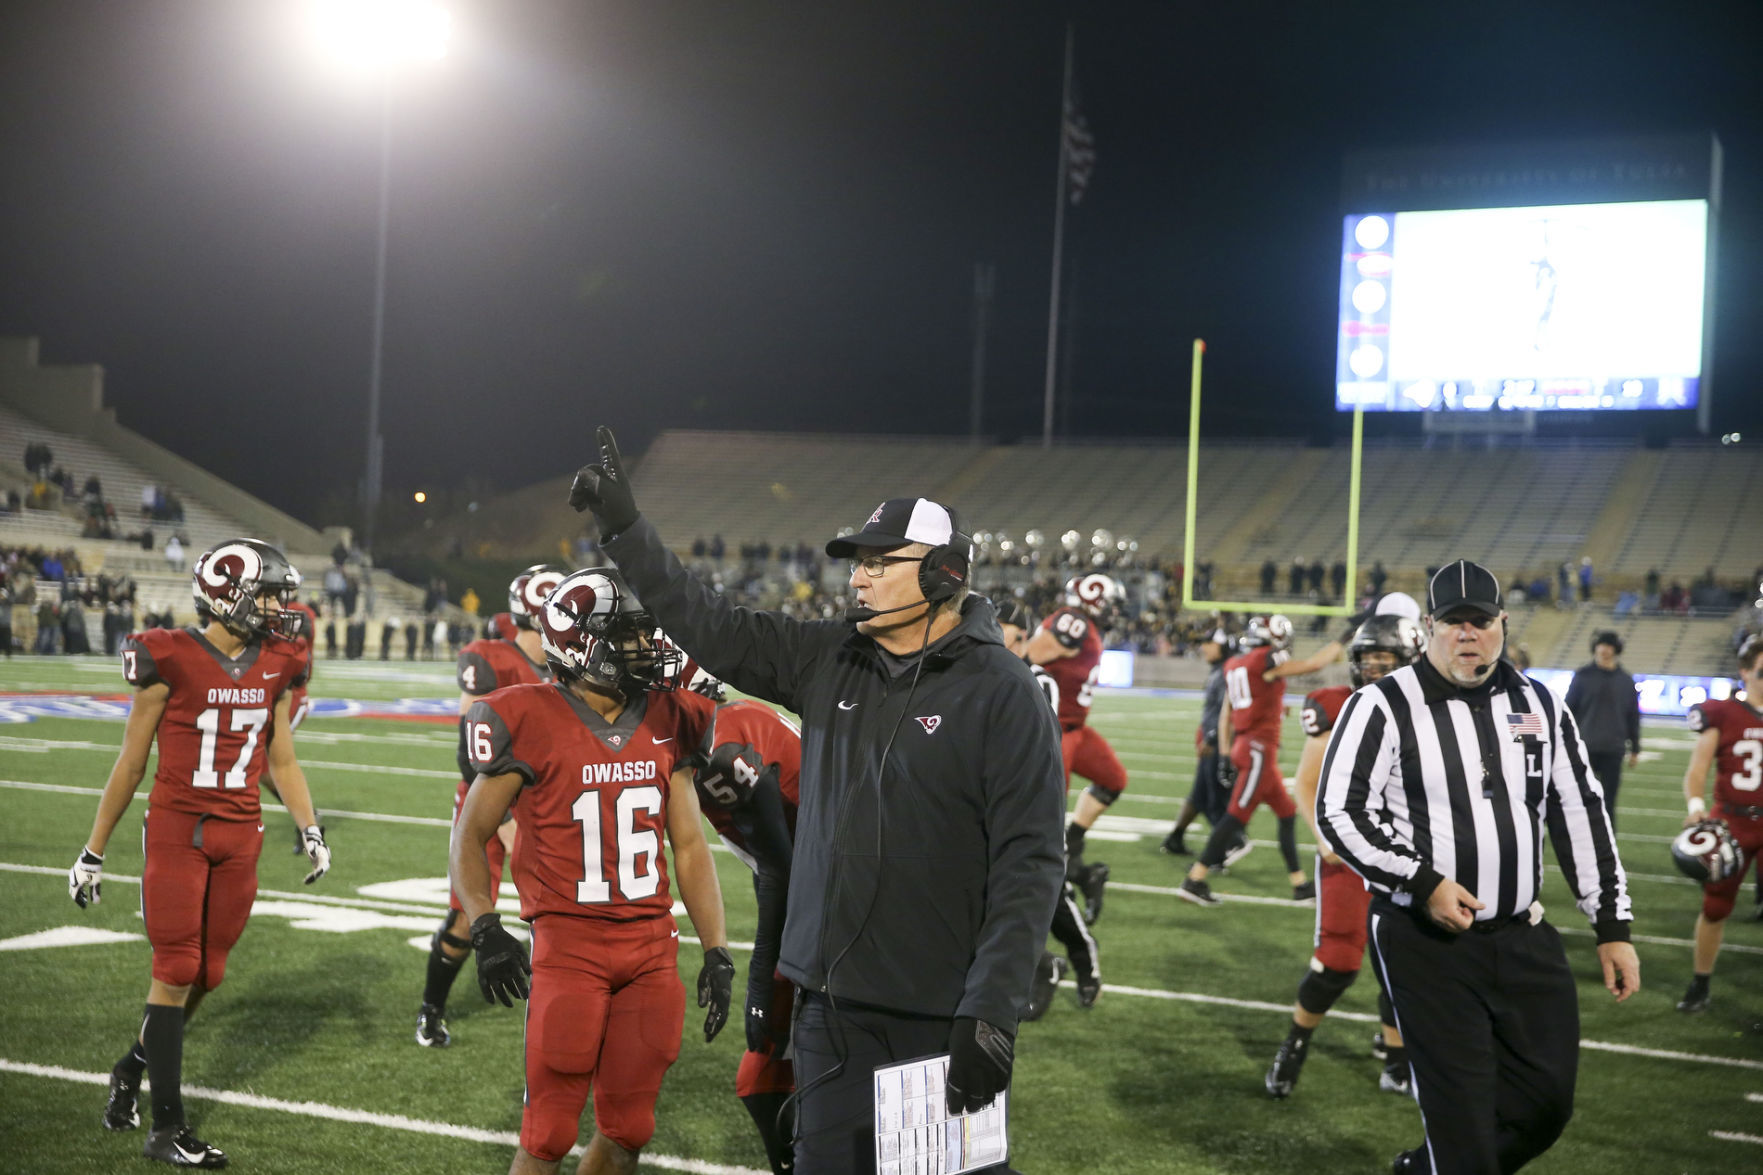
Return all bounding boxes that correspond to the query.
[1467,912,1535,934]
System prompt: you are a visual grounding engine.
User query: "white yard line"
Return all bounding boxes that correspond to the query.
[0,1058,766,1174]
[1711,1131,1763,1146]
[0,779,453,827]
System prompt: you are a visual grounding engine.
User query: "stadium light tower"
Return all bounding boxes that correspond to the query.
[303,1,452,557]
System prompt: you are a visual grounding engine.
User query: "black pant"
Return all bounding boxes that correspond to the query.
[1368,904,1579,1174]
[793,994,1016,1175]
[1187,749,1227,825]
[1586,750,1624,830]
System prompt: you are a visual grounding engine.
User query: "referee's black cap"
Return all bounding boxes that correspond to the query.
[1428,559,1503,618]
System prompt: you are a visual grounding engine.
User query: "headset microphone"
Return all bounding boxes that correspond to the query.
[844,600,930,623]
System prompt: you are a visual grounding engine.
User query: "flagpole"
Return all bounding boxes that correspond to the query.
[1041,23,1074,450]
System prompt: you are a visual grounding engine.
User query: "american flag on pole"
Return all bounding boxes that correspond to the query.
[1506,712,1545,738]
[1063,97,1095,205]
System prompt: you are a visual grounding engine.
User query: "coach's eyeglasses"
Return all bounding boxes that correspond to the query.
[1435,611,1500,630]
[852,554,921,578]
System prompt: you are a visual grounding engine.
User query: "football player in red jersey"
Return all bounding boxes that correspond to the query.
[451,568,733,1175]
[68,539,331,1169]
[1675,635,1763,1013]
[1178,613,1349,906]
[416,564,566,1048]
[1028,572,1128,924]
[1265,614,1426,1099]
[681,673,803,1175]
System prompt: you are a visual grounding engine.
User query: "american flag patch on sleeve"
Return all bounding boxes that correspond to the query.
[1506,712,1545,738]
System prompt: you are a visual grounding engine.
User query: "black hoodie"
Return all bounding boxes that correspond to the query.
[603,517,1066,1031]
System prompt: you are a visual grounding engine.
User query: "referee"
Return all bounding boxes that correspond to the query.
[1317,560,1640,1175]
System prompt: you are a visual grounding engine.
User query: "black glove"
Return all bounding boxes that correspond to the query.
[567,425,640,538]
[945,1016,1013,1116]
[744,971,785,1054]
[1217,758,1238,787]
[470,913,531,1007]
[697,946,736,1042]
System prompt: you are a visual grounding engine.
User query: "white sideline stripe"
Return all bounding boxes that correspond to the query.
[1712,1131,1763,1146]
[0,1058,768,1173]
[1580,1041,1763,1072]
[1745,1092,1763,1103]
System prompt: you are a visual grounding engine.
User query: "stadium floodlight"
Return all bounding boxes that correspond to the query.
[304,0,451,71]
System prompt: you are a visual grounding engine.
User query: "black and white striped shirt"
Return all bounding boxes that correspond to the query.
[1317,657,1632,941]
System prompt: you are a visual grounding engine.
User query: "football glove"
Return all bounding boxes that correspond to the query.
[945,1016,1013,1116]
[744,973,785,1054]
[470,913,531,1007]
[68,847,104,908]
[567,425,641,538]
[301,825,331,885]
[1216,759,1238,787]
[697,946,736,1043]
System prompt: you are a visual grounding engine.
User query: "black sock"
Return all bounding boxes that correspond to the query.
[1198,814,1245,869]
[740,1091,796,1175]
[115,1039,148,1081]
[1277,814,1301,874]
[1169,801,1198,839]
[423,944,468,1009]
[1386,1044,1408,1069]
[141,1003,185,1130]
[1286,1022,1315,1048]
[1687,972,1711,993]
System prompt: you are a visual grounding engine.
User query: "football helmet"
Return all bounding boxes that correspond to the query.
[508,564,569,631]
[1349,615,1426,687]
[538,567,681,695]
[1240,614,1293,651]
[191,539,302,641]
[1671,819,1743,884]
[1064,573,1125,623]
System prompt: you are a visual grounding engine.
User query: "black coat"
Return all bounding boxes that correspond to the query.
[1564,662,1641,755]
[603,518,1066,1031]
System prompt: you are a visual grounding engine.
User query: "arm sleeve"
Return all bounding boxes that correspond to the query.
[1535,687,1633,941]
[601,517,828,711]
[1299,691,1335,738]
[462,701,537,786]
[740,771,795,989]
[457,650,497,695]
[1316,691,1445,903]
[957,670,1068,1031]
[1624,673,1641,752]
[120,635,163,688]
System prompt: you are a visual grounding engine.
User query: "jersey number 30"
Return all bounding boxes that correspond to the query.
[571,788,664,904]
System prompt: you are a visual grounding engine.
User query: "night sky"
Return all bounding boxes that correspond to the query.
[2,1,1760,526]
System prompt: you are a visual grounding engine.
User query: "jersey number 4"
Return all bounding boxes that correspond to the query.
[192,707,269,789]
[571,787,664,904]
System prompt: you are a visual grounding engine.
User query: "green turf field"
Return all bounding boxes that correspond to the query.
[1,654,1758,1173]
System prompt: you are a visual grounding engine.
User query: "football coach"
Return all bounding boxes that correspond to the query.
[570,427,1066,1174]
[1316,560,1640,1175]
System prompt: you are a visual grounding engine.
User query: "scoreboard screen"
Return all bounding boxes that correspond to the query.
[1335,199,1709,413]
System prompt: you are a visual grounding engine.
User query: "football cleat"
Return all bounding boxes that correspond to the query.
[1074,961,1102,1009]
[1159,831,1192,856]
[102,1066,141,1131]
[1175,878,1221,907]
[1221,839,1255,870]
[1391,1147,1429,1174]
[1078,862,1109,924]
[415,1003,451,1048]
[1380,1063,1413,1096]
[1264,1037,1308,1099]
[1675,982,1710,1014]
[1371,1031,1389,1061]
[1292,880,1316,902]
[142,1126,228,1168]
[1022,952,1066,1022]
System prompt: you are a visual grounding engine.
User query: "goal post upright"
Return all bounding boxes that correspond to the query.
[1181,337,1364,618]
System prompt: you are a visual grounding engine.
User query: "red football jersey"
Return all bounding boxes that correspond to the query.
[457,636,551,697]
[1037,606,1103,730]
[465,683,716,923]
[121,627,302,820]
[1223,645,1290,746]
[695,700,802,862]
[1687,699,1763,810]
[1300,685,1353,740]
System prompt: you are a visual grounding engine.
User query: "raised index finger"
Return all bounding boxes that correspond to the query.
[596,425,623,473]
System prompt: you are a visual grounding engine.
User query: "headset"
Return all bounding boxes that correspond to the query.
[1591,631,1624,656]
[917,530,973,604]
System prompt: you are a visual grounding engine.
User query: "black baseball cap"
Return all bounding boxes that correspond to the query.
[825,498,967,558]
[1427,559,1503,618]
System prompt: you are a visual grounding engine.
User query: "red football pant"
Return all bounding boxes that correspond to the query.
[142,807,263,990]
[736,973,796,1098]
[1314,858,1372,972]
[449,778,509,913]
[521,915,684,1160]
[1060,725,1127,796]
[1701,807,1763,922]
[1225,736,1293,822]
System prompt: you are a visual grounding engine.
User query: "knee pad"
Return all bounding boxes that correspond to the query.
[1702,888,1737,923]
[594,1093,657,1152]
[152,948,202,989]
[1296,959,1359,1016]
[1084,783,1123,808]
[201,949,230,992]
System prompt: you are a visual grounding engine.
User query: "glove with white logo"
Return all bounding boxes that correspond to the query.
[69,847,104,908]
[946,1016,1014,1115]
[301,825,331,885]
[471,913,532,1006]
[745,971,786,1054]
[697,946,736,1043]
[568,425,641,538]
[1216,758,1238,788]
